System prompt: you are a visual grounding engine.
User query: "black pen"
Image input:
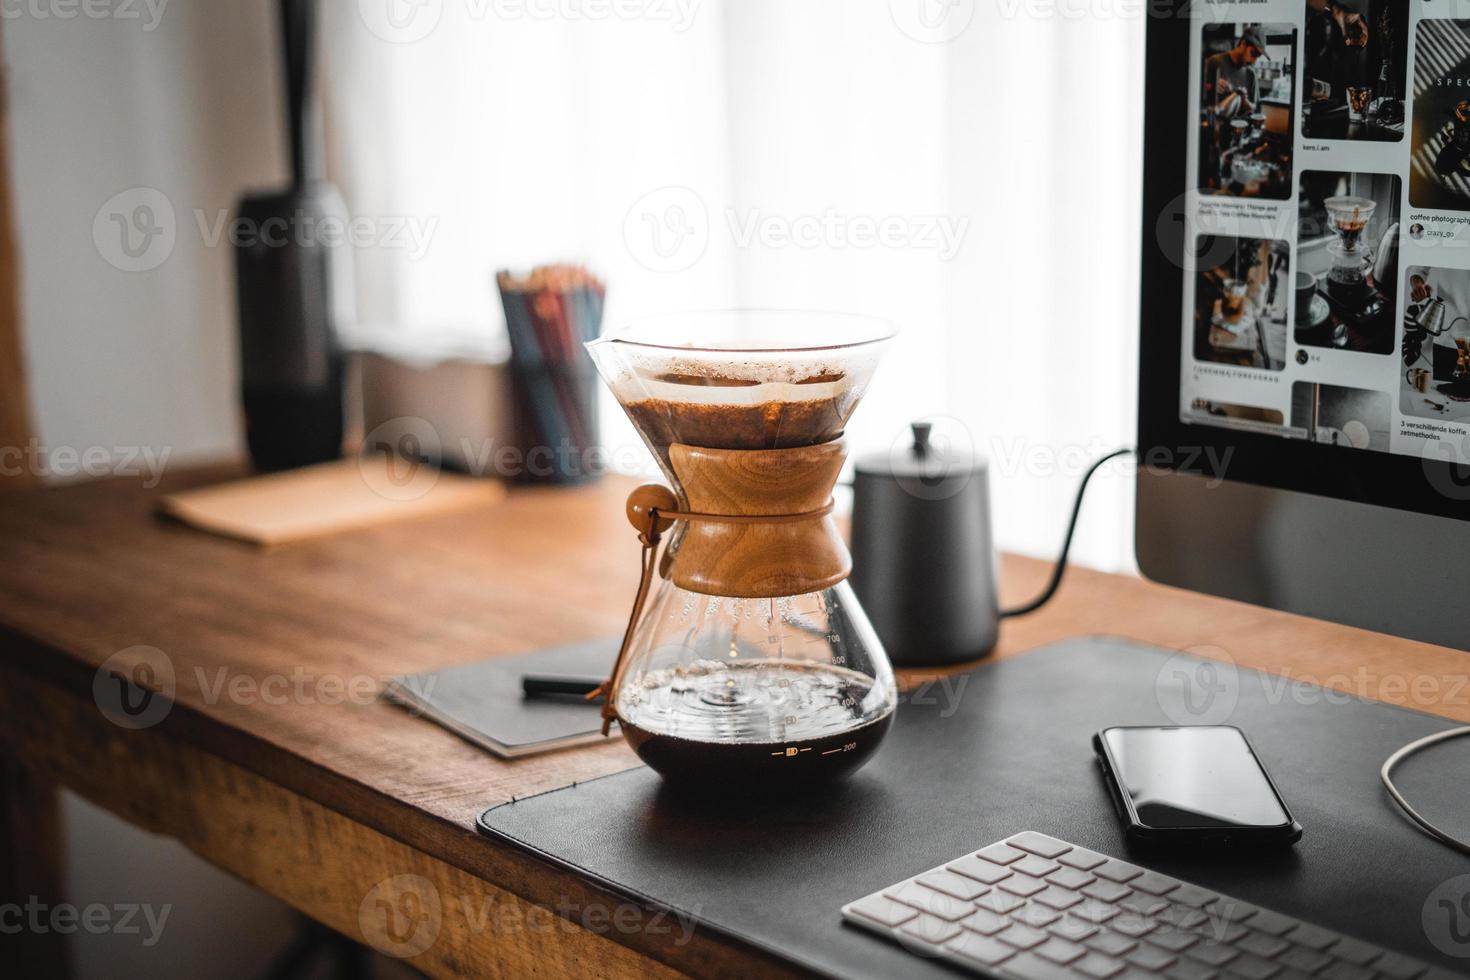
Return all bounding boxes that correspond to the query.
[521,674,604,700]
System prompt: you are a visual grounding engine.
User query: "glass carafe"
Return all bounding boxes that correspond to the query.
[1324,195,1377,302]
[587,311,898,787]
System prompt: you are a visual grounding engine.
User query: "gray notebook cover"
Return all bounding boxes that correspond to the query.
[385,637,616,758]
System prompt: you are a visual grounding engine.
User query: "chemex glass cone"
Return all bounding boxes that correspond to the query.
[587,311,898,788]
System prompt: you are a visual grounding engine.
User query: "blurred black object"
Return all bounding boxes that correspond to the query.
[235,0,351,471]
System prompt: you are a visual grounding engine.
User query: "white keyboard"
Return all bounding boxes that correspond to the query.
[841,832,1456,980]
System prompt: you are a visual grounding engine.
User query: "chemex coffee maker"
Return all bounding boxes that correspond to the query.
[586,312,898,788]
[1315,195,1389,346]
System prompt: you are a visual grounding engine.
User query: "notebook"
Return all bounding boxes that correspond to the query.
[159,457,505,546]
[385,637,617,758]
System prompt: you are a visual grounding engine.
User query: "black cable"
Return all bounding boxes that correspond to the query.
[999,447,1133,619]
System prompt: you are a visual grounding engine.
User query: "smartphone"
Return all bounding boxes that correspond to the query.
[1093,725,1302,847]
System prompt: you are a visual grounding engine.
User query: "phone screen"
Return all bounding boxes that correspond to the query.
[1102,726,1291,830]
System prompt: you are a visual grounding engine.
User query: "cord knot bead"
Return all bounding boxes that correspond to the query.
[625,484,678,543]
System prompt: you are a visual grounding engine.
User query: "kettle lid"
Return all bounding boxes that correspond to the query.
[854,421,983,480]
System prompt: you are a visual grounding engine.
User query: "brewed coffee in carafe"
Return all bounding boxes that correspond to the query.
[587,311,898,787]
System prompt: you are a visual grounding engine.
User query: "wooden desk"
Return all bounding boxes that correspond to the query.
[1,467,1466,978]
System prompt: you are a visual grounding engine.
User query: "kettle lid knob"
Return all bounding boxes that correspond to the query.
[911,421,933,456]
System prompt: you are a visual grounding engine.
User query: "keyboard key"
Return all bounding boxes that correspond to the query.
[1160,903,1210,930]
[1283,922,1337,951]
[1169,884,1217,908]
[1275,946,1331,974]
[1033,885,1085,911]
[1083,880,1134,904]
[1087,929,1139,957]
[949,854,1015,885]
[1048,866,1098,890]
[1001,951,1086,980]
[1186,941,1239,967]
[1013,854,1063,878]
[1050,915,1100,942]
[1204,899,1258,924]
[1059,847,1111,872]
[1013,904,1063,929]
[964,906,1012,935]
[1009,832,1073,859]
[1112,915,1160,938]
[998,873,1049,898]
[1072,899,1123,925]
[1120,893,1170,917]
[980,842,1029,865]
[1224,952,1282,979]
[1126,942,1178,971]
[1245,910,1297,936]
[1319,963,1375,980]
[1210,922,1251,945]
[1372,951,1429,979]
[886,881,974,920]
[919,870,990,901]
[845,894,918,929]
[1236,931,1289,960]
[1193,922,1252,946]
[1095,859,1145,883]
[978,890,1029,915]
[945,929,1019,968]
[1147,927,1201,953]
[999,923,1050,950]
[1075,951,1127,978]
[899,912,962,947]
[1035,936,1088,965]
[1165,960,1218,980]
[1325,936,1383,966]
[1131,871,1181,896]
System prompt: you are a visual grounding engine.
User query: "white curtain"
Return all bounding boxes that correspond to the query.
[323,0,1143,571]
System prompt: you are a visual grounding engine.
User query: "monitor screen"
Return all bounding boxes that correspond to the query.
[1139,2,1470,649]
[1174,3,1470,463]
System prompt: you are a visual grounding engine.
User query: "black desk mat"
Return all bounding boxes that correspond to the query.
[478,636,1470,977]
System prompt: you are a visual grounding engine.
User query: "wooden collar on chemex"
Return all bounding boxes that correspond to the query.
[589,441,851,735]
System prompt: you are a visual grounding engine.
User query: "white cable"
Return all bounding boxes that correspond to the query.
[1380,726,1470,856]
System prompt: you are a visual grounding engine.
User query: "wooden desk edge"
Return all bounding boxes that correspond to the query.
[0,628,812,980]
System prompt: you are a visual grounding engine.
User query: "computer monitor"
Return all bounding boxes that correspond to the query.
[1136,2,1470,652]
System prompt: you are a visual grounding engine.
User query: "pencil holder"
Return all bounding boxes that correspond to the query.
[509,356,601,485]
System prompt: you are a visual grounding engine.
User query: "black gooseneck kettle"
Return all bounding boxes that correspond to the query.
[849,422,1000,667]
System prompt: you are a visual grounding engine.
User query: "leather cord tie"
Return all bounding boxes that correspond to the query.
[588,493,837,735]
